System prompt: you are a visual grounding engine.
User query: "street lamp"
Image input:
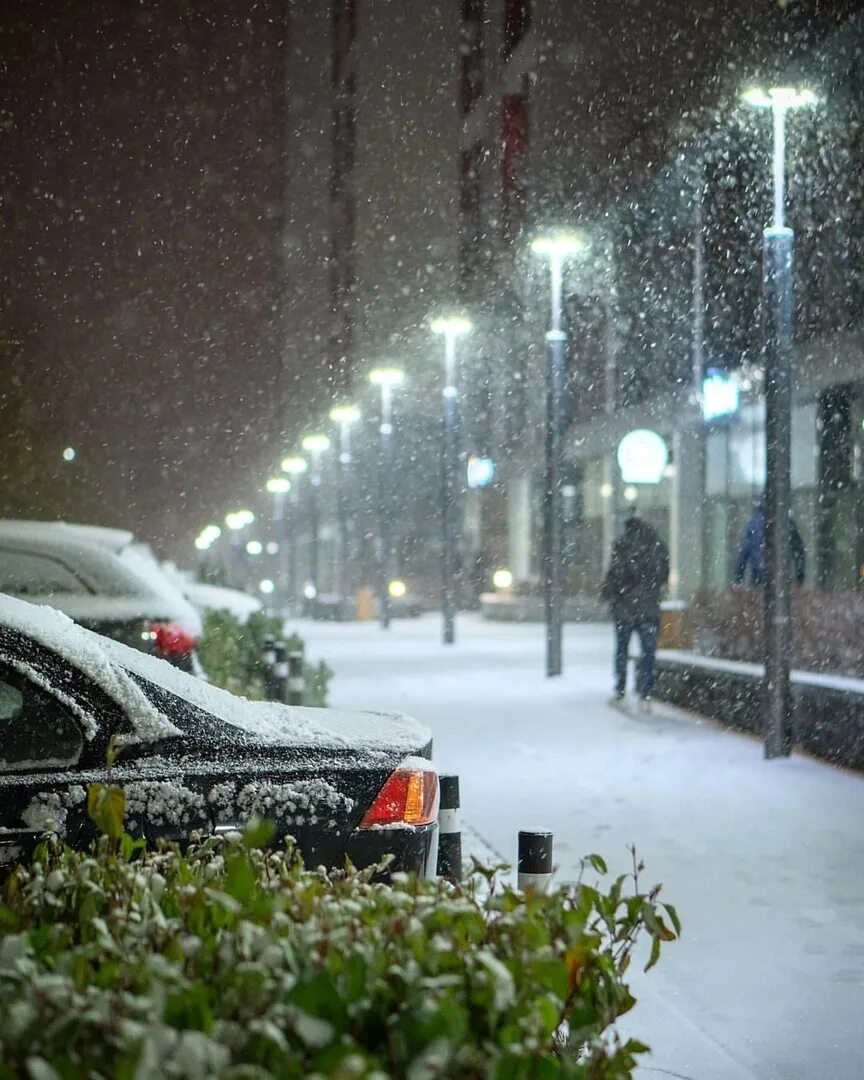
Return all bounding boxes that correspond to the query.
[369,367,405,629]
[224,510,254,587]
[280,457,308,615]
[265,476,291,612]
[329,404,361,610]
[530,231,588,677]
[743,84,816,759]
[301,434,330,617]
[430,315,472,645]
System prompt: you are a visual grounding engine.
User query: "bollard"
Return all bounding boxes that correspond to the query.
[517,830,553,893]
[287,649,305,706]
[436,774,462,883]
[262,634,277,701]
[273,640,289,704]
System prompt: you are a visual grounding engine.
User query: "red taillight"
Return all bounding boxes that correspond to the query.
[359,765,439,828]
[149,621,197,659]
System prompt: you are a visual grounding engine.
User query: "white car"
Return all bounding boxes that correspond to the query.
[0,521,203,671]
[159,563,263,625]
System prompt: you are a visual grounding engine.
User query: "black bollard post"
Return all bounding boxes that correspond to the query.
[436,774,462,883]
[287,649,305,706]
[273,640,288,704]
[262,634,277,701]
[517,830,553,893]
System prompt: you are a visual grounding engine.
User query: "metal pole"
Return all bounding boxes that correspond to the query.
[762,223,794,759]
[337,422,352,615]
[379,387,393,630]
[442,334,459,645]
[272,490,289,614]
[691,168,706,397]
[545,328,567,678]
[288,485,300,617]
[309,460,321,620]
[517,829,553,893]
[436,774,461,883]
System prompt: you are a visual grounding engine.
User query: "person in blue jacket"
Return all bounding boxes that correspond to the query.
[733,496,806,586]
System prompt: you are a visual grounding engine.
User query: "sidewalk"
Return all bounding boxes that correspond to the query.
[298,613,864,1080]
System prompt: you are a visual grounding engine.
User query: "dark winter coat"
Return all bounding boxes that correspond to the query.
[601,518,670,621]
[733,508,805,586]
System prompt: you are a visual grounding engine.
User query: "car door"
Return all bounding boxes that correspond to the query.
[0,661,97,867]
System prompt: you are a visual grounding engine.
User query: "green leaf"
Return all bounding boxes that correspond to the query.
[242,817,276,850]
[86,783,126,839]
[663,902,682,937]
[587,853,608,875]
[224,852,256,903]
[644,934,662,972]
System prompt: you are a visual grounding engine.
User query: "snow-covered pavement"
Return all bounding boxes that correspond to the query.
[297,613,864,1080]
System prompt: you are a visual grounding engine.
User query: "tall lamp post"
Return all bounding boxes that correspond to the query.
[265,477,291,612]
[369,367,404,629]
[743,85,816,759]
[530,232,588,677]
[280,455,308,616]
[329,404,361,613]
[300,435,330,618]
[430,316,472,645]
[225,510,255,588]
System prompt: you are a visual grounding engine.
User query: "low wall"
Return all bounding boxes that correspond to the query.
[479,592,607,623]
[656,651,864,772]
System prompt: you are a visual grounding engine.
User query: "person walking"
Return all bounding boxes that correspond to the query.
[733,495,806,586]
[601,514,669,711]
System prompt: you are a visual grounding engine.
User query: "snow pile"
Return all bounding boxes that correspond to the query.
[0,594,179,744]
[124,780,208,830]
[234,778,354,827]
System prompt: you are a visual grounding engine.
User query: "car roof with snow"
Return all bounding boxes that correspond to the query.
[0,520,135,553]
[0,594,430,758]
[0,521,202,634]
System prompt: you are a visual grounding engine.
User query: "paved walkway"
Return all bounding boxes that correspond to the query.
[298,613,864,1080]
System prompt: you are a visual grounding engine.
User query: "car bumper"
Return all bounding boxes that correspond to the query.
[345,822,439,879]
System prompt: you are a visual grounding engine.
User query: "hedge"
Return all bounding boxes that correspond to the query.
[197,609,332,706]
[0,787,679,1079]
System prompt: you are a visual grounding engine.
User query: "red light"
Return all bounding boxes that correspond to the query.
[359,766,439,828]
[149,622,197,659]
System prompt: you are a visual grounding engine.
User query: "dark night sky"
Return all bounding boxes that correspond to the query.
[2,2,287,554]
[1,0,855,559]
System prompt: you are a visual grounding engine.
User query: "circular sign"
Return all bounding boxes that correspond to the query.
[616,429,668,484]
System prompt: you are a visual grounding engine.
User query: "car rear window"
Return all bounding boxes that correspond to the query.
[0,548,93,597]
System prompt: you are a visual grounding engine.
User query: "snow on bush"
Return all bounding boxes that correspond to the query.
[0,788,678,1078]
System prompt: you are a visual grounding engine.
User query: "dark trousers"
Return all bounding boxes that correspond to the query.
[613,614,659,697]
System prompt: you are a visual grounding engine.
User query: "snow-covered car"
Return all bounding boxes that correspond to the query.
[159,563,264,625]
[0,521,203,671]
[0,594,439,876]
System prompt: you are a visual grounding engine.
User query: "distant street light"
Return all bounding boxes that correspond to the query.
[301,434,331,617]
[194,523,221,553]
[329,403,361,609]
[430,315,472,646]
[743,84,816,760]
[279,457,308,615]
[531,231,588,677]
[369,367,405,629]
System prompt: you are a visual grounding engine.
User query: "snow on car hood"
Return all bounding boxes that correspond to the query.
[0,593,179,743]
[106,637,431,756]
[0,594,431,756]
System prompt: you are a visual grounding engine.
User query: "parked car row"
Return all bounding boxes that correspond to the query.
[0,521,440,876]
[0,521,203,670]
